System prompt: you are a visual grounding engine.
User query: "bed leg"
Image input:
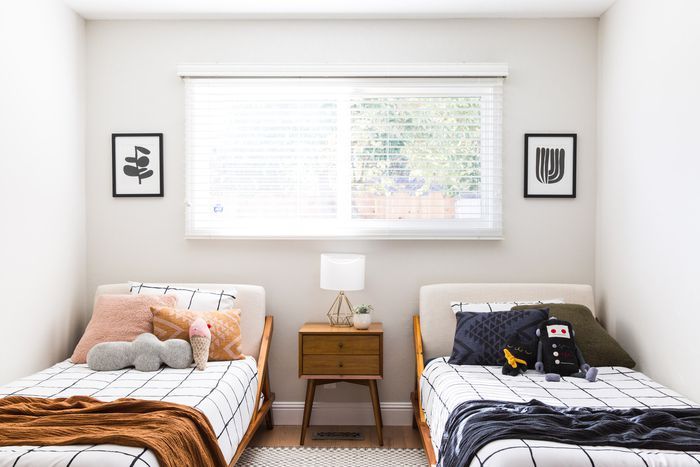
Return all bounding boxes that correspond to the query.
[263,397,274,430]
[263,365,274,429]
[411,391,419,429]
[265,409,274,429]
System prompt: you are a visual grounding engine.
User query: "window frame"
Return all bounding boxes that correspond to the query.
[180,63,507,240]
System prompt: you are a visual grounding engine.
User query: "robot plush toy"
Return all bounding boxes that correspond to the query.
[535,317,598,382]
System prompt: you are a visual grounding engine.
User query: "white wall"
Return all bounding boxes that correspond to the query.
[597,0,700,402]
[0,1,86,383]
[85,19,598,410]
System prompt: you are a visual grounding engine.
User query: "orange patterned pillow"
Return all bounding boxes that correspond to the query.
[150,307,244,361]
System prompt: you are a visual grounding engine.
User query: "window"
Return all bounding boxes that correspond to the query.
[183,67,504,238]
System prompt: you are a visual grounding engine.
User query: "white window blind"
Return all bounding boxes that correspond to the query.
[184,74,503,238]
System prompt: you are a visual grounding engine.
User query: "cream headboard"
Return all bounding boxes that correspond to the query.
[94,283,266,359]
[419,283,595,361]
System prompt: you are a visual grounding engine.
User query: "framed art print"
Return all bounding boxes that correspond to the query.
[112,133,164,197]
[524,133,576,198]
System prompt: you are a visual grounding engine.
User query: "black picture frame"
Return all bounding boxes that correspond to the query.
[524,133,577,198]
[112,133,164,197]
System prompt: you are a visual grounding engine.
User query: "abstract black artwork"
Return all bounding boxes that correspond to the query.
[112,133,164,197]
[524,133,576,198]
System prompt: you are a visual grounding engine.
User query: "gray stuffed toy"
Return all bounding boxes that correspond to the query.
[87,333,193,372]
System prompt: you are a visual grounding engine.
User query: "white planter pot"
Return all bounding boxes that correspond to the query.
[353,312,372,330]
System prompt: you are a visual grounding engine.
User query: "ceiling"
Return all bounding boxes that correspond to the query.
[63,0,617,20]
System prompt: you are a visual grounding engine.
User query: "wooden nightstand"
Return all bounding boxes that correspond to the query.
[298,322,384,445]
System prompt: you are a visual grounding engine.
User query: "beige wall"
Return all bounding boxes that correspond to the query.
[597,0,700,402]
[0,1,86,383]
[85,19,598,406]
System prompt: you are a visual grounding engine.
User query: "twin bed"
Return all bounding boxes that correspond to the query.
[412,283,700,467]
[0,283,273,467]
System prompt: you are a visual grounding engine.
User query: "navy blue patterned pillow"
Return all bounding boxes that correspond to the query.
[448,308,549,366]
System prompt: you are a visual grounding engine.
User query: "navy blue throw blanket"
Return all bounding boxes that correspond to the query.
[439,399,700,467]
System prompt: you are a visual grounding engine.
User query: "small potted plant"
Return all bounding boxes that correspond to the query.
[352,304,373,330]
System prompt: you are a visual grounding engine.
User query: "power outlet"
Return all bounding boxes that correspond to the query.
[323,383,337,389]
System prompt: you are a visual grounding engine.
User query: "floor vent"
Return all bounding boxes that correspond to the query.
[312,431,364,441]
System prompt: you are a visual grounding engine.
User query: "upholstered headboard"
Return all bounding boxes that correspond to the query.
[94,283,266,359]
[419,283,595,361]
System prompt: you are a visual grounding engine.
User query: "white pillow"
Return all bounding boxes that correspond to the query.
[129,282,237,311]
[450,299,564,314]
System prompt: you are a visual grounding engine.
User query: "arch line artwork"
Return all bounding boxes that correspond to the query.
[524,133,577,198]
[535,147,565,184]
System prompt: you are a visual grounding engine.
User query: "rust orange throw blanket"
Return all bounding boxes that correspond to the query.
[0,395,227,467]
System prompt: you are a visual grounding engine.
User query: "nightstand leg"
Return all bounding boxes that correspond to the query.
[300,380,316,445]
[368,380,383,446]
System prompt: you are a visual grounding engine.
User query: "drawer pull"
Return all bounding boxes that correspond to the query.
[338,362,344,368]
[338,342,344,349]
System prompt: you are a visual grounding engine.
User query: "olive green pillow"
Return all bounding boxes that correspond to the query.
[511,303,636,368]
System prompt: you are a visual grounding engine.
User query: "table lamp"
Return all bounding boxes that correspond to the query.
[320,253,365,327]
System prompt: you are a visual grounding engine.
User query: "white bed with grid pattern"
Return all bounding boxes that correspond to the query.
[0,357,258,466]
[0,282,271,467]
[414,284,700,467]
[421,357,700,466]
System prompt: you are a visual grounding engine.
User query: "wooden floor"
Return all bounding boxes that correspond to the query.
[251,425,423,449]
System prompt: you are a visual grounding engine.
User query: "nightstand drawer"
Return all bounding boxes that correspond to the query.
[303,335,379,355]
[302,354,380,375]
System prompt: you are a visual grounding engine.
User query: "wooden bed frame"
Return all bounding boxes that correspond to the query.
[229,315,275,465]
[92,283,274,465]
[411,315,438,467]
[410,283,596,467]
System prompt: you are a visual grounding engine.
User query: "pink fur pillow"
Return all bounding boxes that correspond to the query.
[71,294,177,364]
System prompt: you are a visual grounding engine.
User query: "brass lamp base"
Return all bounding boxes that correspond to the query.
[326,291,353,327]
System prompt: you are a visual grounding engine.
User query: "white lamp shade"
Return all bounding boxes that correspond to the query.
[320,254,365,291]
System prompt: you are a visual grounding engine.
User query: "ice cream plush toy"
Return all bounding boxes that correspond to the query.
[189,317,212,371]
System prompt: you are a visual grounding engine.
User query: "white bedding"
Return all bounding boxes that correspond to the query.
[0,357,259,466]
[421,357,700,467]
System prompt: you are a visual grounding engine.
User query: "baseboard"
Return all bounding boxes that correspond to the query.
[272,401,413,426]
